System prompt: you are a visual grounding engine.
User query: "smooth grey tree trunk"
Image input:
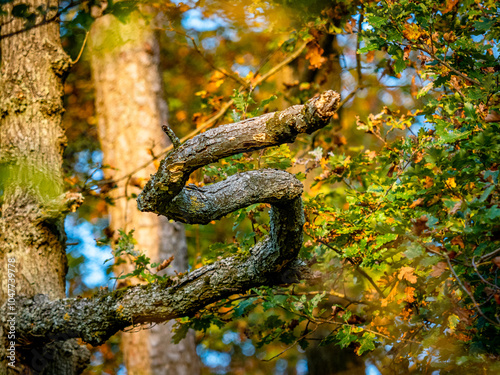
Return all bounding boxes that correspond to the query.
[89,11,200,375]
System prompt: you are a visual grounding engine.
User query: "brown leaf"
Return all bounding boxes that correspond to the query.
[156,256,175,272]
[485,110,500,123]
[403,45,411,61]
[430,262,448,277]
[451,236,465,249]
[449,201,462,215]
[412,215,428,236]
[344,17,356,34]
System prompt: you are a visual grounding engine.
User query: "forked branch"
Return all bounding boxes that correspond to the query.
[6,91,340,347]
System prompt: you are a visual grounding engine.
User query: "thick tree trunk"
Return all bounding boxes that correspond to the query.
[0,0,88,373]
[89,11,200,375]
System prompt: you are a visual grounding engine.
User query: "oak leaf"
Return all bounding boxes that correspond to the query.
[430,262,447,277]
[306,42,327,70]
[398,266,417,283]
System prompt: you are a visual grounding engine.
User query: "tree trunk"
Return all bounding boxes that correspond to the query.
[89,11,200,375]
[0,0,89,373]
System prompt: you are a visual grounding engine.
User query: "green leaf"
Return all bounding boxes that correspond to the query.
[172,322,190,344]
[367,15,388,27]
[479,185,495,202]
[405,243,425,259]
[394,58,407,74]
[474,18,495,31]
[485,206,500,220]
[233,297,257,317]
[357,332,376,355]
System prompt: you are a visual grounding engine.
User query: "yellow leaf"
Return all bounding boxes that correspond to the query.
[214,78,224,88]
[402,23,424,40]
[398,266,417,284]
[320,157,328,169]
[446,177,457,188]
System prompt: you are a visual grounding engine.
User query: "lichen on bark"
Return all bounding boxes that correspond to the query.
[3,90,340,357]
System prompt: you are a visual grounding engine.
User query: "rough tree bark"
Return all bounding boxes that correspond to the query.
[89,11,199,375]
[5,91,340,350]
[0,0,89,373]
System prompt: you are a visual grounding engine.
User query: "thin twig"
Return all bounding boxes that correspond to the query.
[355,14,364,87]
[98,41,309,187]
[263,325,319,361]
[444,253,500,326]
[71,31,89,65]
[162,124,181,149]
[479,247,500,262]
[166,27,249,88]
[472,256,500,291]
[308,233,385,296]
[417,44,482,87]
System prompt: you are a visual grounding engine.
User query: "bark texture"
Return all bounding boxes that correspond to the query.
[5,91,340,350]
[0,0,88,373]
[89,11,199,375]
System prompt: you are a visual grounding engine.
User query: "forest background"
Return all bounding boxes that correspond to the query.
[1,0,500,374]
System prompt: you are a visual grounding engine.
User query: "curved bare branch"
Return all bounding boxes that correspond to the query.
[6,91,340,347]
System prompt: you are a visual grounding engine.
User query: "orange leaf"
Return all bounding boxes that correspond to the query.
[366,51,375,63]
[305,42,327,70]
[443,0,459,13]
[409,197,424,209]
[423,176,433,189]
[404,287,416,303]
[402,23,423,40]
[398,266,417,284]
